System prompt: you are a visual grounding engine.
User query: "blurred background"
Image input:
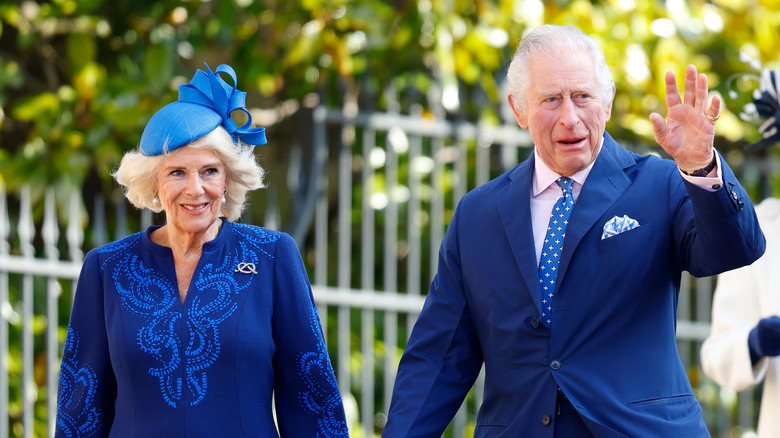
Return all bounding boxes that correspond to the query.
[1,0,779,437]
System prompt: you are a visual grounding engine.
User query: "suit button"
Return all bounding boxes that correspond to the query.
[531,318,540,328]
[711,183,721,190]
[550,360,561,370]
[542,414,551,426]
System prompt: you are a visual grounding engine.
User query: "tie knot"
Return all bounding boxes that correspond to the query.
[555,177,573,194]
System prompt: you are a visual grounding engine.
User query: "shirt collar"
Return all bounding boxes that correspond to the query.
[532,136,604,196]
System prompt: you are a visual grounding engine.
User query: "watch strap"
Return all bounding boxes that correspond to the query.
[681,152,717,177]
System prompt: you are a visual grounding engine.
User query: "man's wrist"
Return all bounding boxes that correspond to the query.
[680,151,717,177]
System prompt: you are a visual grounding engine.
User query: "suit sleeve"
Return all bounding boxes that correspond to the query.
[383,207,484,438]
[673,152,765,277]
[55,249,117,437]
[270,233,349,437]
[701,201,777,390]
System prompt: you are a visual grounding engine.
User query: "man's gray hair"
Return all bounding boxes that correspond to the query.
[506,24,615,113]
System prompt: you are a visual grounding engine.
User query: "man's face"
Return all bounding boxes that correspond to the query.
[509,49,613,176]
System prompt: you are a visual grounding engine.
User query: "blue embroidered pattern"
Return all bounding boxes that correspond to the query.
[97,225,281,407]
[57,327,102,437]
[297,305,350,437]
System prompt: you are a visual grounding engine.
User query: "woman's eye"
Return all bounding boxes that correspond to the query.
[170,170,184,177]
[204,168,220,176]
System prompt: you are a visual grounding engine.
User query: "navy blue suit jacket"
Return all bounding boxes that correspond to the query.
[384,133,765,437]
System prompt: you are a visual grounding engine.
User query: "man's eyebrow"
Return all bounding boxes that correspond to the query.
[537,89,560,97]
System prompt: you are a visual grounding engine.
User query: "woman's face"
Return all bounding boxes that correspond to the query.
[156,146,226,235]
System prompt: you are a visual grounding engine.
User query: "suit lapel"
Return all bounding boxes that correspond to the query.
[497,156,543,311]
[497,134,636,313]
[556,133,635,284]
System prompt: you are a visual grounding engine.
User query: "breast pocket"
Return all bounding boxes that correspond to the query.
[597,223,652,255]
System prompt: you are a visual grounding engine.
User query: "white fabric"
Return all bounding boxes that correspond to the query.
[701,197,780,438]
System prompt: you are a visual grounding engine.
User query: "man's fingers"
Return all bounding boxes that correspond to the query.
[683,65,697,107]
[707,95,722,121]
[664,71,681,108]
[695,73,709,114]
[649,112,667,144]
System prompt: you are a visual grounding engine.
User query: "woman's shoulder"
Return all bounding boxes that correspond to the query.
[228,223,303,265]
[76,231,146,274]
[95,231,145,256]
[229,222,290,245]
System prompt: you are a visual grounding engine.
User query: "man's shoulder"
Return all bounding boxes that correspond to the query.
[632,151,675,171]
[608,143,677,180]
[602,131,676,172]
[462,160,528,201]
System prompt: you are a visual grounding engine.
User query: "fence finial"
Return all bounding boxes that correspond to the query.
[43,188,60,261]
[18,185,35,258]
[66,190,84,262]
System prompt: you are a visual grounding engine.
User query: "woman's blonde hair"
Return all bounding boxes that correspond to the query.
[113,126,265,221]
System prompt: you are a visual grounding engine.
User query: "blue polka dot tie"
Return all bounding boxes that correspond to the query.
[539,177,574,326]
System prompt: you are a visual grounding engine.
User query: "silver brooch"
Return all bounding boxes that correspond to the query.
[235,262,257,275]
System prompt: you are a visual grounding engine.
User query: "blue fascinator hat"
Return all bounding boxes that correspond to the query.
[729,57,780,151]
[140,63,267,156]
[744,68,780,151]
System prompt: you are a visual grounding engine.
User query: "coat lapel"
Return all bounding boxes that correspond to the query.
[556,133,635,284]
[497,133,636,313]
[497,155,544,312]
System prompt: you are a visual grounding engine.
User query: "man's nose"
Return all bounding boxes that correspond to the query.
[559,97,580,127]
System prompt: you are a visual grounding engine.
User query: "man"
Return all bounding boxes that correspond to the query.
[383,25,765,437]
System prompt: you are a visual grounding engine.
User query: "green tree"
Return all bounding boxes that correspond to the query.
[2,0,779,204]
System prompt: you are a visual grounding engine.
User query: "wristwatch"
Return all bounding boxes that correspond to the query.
[681,152,717,177]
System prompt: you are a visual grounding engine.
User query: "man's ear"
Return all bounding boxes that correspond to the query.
[507,94,528,129]
[604,86,616,121]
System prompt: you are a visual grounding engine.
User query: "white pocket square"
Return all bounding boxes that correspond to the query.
[601,215,640,240]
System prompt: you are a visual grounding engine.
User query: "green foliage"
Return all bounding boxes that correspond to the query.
[2,0,779,202]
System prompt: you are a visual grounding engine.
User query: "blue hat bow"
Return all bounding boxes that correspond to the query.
[140,63,267,156]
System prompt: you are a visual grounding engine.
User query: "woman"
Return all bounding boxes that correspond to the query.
[701,197,780,438]
[55,64,348,437]
[701,67,780,438]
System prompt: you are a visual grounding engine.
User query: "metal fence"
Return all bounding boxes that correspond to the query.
[0,105,762,437]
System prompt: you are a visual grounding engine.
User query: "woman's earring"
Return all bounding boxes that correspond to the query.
[222,189,227,203]
[152,196,158,205]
